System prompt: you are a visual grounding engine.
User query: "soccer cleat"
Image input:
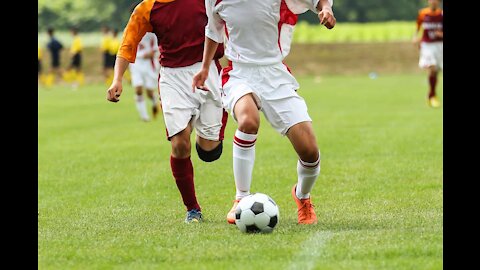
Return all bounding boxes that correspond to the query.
[291,184,318,224]
[185,208,203,223]
[227,199,240,224]
[428,96,441,108]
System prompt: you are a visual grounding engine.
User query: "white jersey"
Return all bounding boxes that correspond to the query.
[134,32,160,69]
[130,32,161,89]
[205,0,332,65]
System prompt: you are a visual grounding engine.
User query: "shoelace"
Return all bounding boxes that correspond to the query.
[299,201,315,219]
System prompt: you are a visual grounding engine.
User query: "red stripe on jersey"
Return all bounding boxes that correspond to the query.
[214,59,222,73]
[218,109,228,141]
[278,0,298,53]
[215,0,222,6]
[221,61,233,87]
[224,23,229,39]
[283,62,292,74]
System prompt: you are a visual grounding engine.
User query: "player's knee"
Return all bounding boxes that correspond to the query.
[171,139,191,157]
[237,116,259,134]
[196,141,223,162]
[299,147,320,163]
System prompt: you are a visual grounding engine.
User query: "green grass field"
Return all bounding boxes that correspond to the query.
[38,74,443,269]
[38,21,415,48]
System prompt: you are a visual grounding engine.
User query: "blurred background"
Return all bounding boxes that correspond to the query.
[38,0,432,83]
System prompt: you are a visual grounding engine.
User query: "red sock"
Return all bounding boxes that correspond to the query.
[170,156,201,211]
[428,74,437,98]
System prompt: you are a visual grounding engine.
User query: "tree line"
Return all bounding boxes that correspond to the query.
[38,0,435,31]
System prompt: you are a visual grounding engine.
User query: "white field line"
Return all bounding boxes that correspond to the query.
[287,230,333,270]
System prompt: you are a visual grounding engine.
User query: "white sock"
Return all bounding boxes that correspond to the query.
[233,129,257,200]
[296,154,321,199]
[135,94,149,120]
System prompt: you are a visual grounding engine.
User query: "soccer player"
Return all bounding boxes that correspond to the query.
[64,27,84,88]
[129,32,161,122]
[414,0,443,108]
[106,29,121,85]
[193,0,335,225]
[106,0,227,223]
[46,27,64,86]
[38,44,42,80]
[100,26,113,84]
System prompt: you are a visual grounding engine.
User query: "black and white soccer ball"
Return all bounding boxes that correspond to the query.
[235,193,279,233]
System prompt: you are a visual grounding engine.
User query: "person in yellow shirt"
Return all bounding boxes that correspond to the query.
[64,27,84,87]
[106,29,121,85]
[100,25,112,83]
[38,45,42,80]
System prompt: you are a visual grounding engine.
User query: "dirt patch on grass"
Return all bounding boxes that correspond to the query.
[39,42,423,83]
[283,42,423,76]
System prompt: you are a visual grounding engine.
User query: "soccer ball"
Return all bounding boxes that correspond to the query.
[235,193,279,233]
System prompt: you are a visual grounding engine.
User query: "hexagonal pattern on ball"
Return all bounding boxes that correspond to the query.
[250,202,264,215]
[239,209,255,225]
[238,195,256,211]
[235,220,247,232]
[263,201,278,217]
[254,212,271,228]
[252,193,269,203]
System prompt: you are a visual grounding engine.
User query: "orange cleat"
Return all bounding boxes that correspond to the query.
[291,184,318,224]
[227,199,240,224]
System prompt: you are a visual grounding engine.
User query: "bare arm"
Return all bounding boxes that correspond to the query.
[106,0,155,102]
[316,0,336,29]
[192,37,220,91]
[106,57,129,102]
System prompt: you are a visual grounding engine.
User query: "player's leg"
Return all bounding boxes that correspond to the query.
[286,122,320,224]
[222,93,260,224]
[130,65,150,121]
[260,64,319,224]
[233,93,260,197]
[161,66,206,223]
[220,64,262,223]
[169,124,203,223]
[419,42,440,108]
[146,89,160,118]
[103,52,111,85]
[145,70,160,119]
[194,91,228,163]
[427,65,440,107]
[134,86,150,121]
[75,54,84,86]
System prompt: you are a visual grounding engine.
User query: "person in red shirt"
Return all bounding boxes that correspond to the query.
[106,0,227,223]
[414,0,443,108]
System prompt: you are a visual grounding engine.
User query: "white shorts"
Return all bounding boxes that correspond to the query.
[221,62,312,135]
[129,59,159,90]
[159,62,227,141]
[419,42,443,70]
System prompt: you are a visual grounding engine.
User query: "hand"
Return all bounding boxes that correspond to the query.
[412,36,421,49]
[106,80,123,102]
[434,30,443,38]
[192,68,210,93]
[318,6,336,29]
